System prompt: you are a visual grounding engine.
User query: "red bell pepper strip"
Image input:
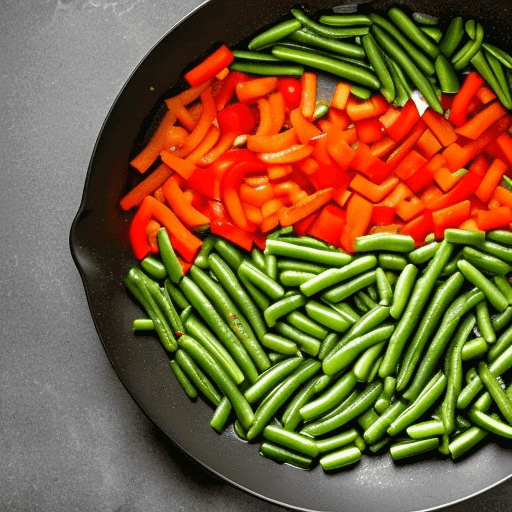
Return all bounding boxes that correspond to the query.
[129,195,202,261]
[415,128,442,159]
[277,77,302,110]
[474,158,508,202]
[355,118,384,144]
[161,175,211,228]
[278,188,333,227]
[349,174,399,203]
[455,100,507,140]
[341,193,373,252]
[475,206,512,231]
[400,210,434,245]
[306,203,346,245]
[350,142,376,174]
[496,132,512,167]
[426,171,482,211]
[385,99,420,142]
[394,149,427,181]
[214,71,250,111]
[421,109,458,147]
[185,45,234,87]
[448,72,486,127]
[386,120,426,171]
[210,219,254,251]
[293,212,319,236]
[371,205,396,226]
[120,163,173,211]
[370,137,396,159]
[221,159,267,232]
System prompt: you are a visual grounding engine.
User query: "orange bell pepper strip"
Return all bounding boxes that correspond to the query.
[396,196,425,222]
[268,91,286,135]
[350,142,377,174]
[165,99,197,132]
[346,95,388,122]
[494,186,512,210]
[379,106,401,129]
[261,213,280,233]
[175,87,217,158]
[159,149,197,180]
[458,218,481,231]
[254,98,273,136]
[381,182,414,208]
[261,197,285,218]
[421,109,458,147]
[184,45,234,87]
[214,71,250,111]
[328,108,351,130]
[161,175,211,229]
[419,184,444,205]
[468,154,490,177]
[298,156,319,176]
[267,164,293,180]
[258,144,314,164]
[200,131,238,165]
[394,149,427,181]
[333,188,352,208]
[331,82,351,110]
[432,200,471,237]
[146,219,162,253]
[326,131,356,170]
[221,159,267,232]
[341,193,373,252]
[278,188,333,227]
[370,137,396,159]
[289,108,323,144]
[448,72,486,127]
[496,132,512,167]
[349,174,399,203]
[355,118,384,144]
[239,182,274,207]
[273,181,307,205]
[242,203,263,226]
[247,128,299,153]
[455,101,508,140]
[120,162,173,211]
[236,76,278,103]
[476,86,497,105]
[186,125,220,164]
[433,167,467,193]
[129,195,202,261]
[474,158,508,202]
[300,72,317,119]
[476,206,512,231]
[415,128,442,159]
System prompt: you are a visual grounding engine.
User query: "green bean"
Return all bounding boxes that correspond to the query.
[248,18,302,51]
[435,54,460,93]
[479,240,512,263]
[318,333,339,361]
[179,335,255,429]
[164,279,189,309]
[452,21,484,70]
[210,396,232,433]
[264,254,277,280]
[486,50,512,107]
[403,299,478,401]
[316,429,359,454]
[375,267,392,306]
[170,359,198,401]
[362,33,395,101]
[264,294,306,327]
[279,270,317,287]
[493,276,512,305]
[271,44,381,89]
[390,437,439,461]
[125,268,177,352]
[259,441,314,469]
[467,409,512,439]
[238,260,285,300]
[208,253,267,342]
[363,399,408,444]
[291,9,370,38]
[281,377,318,430]
[266,239,352,266]
[439,16,464,58]
[179,305,192,323]
[261,333,298,356]
[471,50,512,110]
[380,240,454,379]
[321,270,377,303]
[184,314,245,385]
[478,361,512,424]
[232,60,305,75]
[140,256,167,280]
[287,28,366,59]
[244,357,303,404]
[387,7,439,58]
[192,236,216,269]
[302,381,382,437]
[247,359,321,440]
[457,260,509,312]
[444,228,485,246]
[299,371,357,421]
[276,259,328,274]
[355,233,415,253]
[214,239,245,270]
[174,348,222,406]
[483,42,512,69]
[189,265,270,373]
[476,301,496,344]
[305,300,352,333]
[458,343,512,408]
[238,274,271,311]
[274,322,321,357]
[156,228,183,283]
[179,276,259,383]
[421,26,443,43]
[232,50,281,61]
[448,426,489,460]
[326,301,361,323]
[462,337,488,361]
[378,254,407,271]
[488,229,512,245]
[318,13,372,26]
[132,318,154,331]
[286,311,327,339]
[367,285,379,302]
[263,424,319,458]
[492,306,512,333]
[251,248,266,271]
[353,341,386,382]
[371,25,442,113]
[368,13,435,76]
[407,420,445,439]
[388,372,446,436]
[413,12,438,25]
[386,56,411,106]
[319,446,362,471]
[350,84,372,99]
[462,246,512,276]
[300,255,377,297]
[389,264,418,320]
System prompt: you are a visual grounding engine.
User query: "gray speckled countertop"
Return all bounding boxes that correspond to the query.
[2,1,512,511]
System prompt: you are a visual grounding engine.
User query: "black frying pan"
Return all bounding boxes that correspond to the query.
[70,1,512,510]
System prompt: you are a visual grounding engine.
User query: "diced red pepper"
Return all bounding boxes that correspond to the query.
[210,219,254,251]
[371,205,396,226]
[385,100,420,142]
[306,203,346,246]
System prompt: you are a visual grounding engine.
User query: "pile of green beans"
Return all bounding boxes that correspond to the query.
[126,227,512,471]
[231,5,512,111]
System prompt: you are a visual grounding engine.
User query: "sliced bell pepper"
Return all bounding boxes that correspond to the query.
[236,76,278,103]
[331,82,351,110]
[355,117,384,144]
[300,72,317,120]
[415,128,442,159]
[346,94,388,121]
[394,149,427,181]
[185,45,234,87]
[258,144,314,164]
[159,149,198,180]
[239,182,274,207]
[494,186,512,210]
[290,107,323,144]
[293,212,320,236]
[396,196,425,221]
[421,108,458,147]
[475,206,512,231]
[210,219,254,251]
[496,132,512,167]
[455,100,507,140]
[385,99,420,142]
[306,203,346,246]
[400,210,434,245]
[349,174,399,203]
[341,193,374,252]
[474,158,508,203]
[426,170,482,210]
[278,188,333,227]
[432,200,471,237]
[214,71,250,111]
[371,205,396,226]
[448,71,486,127]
